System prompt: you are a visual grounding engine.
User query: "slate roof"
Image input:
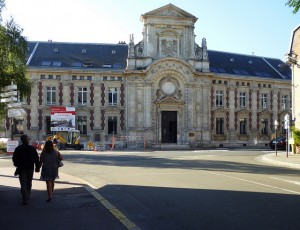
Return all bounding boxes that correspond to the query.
[208,50,291,80]
[26,41,291,80]
[26,41,128,70]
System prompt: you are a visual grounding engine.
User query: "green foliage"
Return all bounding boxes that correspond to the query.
[286,0,300,14]
[291,126,300,146]
[0,0,31,120]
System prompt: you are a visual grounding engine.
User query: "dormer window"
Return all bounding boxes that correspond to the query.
[83,62,92,67]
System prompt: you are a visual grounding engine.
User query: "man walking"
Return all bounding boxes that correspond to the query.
[13,134,40,205]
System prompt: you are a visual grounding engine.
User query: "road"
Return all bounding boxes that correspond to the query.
[2,149,300,230]
[57,149,300,230]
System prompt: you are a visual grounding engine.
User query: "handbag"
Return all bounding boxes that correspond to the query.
[56,150,64,167]
[58,160,64,167]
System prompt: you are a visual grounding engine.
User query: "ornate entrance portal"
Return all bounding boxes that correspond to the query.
[161,111,177,143]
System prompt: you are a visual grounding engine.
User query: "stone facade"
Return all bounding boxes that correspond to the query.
[287,25,300,129]
[1,4,291,149]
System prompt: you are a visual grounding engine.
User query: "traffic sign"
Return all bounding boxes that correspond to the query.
[0,91,18,98]
[8,108,26,118]
[0,97,18,103]
[7,102,23,108]
[3,84,17,92]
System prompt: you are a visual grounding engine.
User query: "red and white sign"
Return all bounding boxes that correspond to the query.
[51,107,76,131]
[7,140,19,154]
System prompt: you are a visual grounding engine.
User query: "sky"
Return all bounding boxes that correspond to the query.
[1,0,299,60]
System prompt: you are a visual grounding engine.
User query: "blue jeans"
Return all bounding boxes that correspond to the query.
[18,169,34,202]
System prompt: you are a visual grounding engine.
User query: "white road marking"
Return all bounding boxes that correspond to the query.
[270,177,300,186]
[207,171,300,195]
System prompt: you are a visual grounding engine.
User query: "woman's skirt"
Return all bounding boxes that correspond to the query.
[40,167,59,181]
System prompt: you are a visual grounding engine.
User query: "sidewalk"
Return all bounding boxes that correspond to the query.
[0,161,129,230]
[259,150,300,170]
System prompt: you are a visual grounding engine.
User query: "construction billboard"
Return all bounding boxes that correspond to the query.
[51,107,76,131]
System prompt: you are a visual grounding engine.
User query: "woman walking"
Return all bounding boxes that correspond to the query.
[39,140,63,202]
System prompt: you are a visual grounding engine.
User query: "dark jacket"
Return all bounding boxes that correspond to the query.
[12,144,40,170]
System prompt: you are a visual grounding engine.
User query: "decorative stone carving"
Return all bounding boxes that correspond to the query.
[162,81,176,95]
[159,10,184,17]
[195,44,202,59]
[156,75,182,101]
[135,41,144,57]
[161,39,177,57]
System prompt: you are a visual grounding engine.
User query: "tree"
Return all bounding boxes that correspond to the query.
[0,0,32,120]
[286,0,300,13]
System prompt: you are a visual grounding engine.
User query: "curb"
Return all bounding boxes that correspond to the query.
[257,153,300,170]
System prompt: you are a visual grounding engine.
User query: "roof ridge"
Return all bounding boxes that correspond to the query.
[28,41,128,46]
[208,49,282,61]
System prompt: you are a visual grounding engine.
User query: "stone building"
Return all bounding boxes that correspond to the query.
[287,25,300,129]
[2,4,291,149]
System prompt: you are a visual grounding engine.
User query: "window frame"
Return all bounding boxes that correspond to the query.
[281,95,288,110]
[108,116,117,134]
[78,87,88,105]
[261,119,268,134]
[239,92,246,108]
[216,117,224,134]
[77,116,87,135]
[216,91,223,108]
[46,86,56,105]
[108,87,118,106]
[261,93,268,109]
[239,118,247,134]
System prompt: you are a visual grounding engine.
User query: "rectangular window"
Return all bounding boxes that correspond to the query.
[239,92,246,108]
[46,87,56,105]
[77,116,87,134]
[261,93,268,109]
[216,118,224,134]
[240,118,247,134]
[87,76,92,81]
[72,75,77,80]
[108,116,117,134]
[281,95,288,110]
[78,87,87,105]
[261,119,268,134]
[108,87,118,106]
[216,91,223,108]
[80,76,84,80]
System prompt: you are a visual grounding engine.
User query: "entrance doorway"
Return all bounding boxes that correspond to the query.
[161,111,177,143]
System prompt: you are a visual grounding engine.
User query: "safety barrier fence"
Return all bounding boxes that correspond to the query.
[86,135,160,151]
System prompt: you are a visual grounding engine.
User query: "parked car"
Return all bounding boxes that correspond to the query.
[32,140,45,150]
[269,136,286,150]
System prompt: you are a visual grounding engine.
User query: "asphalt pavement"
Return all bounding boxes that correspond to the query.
[1,150,300,230]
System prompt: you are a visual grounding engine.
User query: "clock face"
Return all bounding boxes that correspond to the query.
[162,81,176,95]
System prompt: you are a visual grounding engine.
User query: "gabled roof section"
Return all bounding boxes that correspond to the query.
[290,25,300,56]
[26,41,128,70]
[142,3,197,22]
[208,50,291,80]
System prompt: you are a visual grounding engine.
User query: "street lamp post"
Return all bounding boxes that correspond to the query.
[274,119,278,156]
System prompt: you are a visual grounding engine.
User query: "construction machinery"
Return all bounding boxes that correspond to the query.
[47,130,82,150]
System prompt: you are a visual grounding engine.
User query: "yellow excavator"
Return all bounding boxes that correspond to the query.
[47,130,82,150]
